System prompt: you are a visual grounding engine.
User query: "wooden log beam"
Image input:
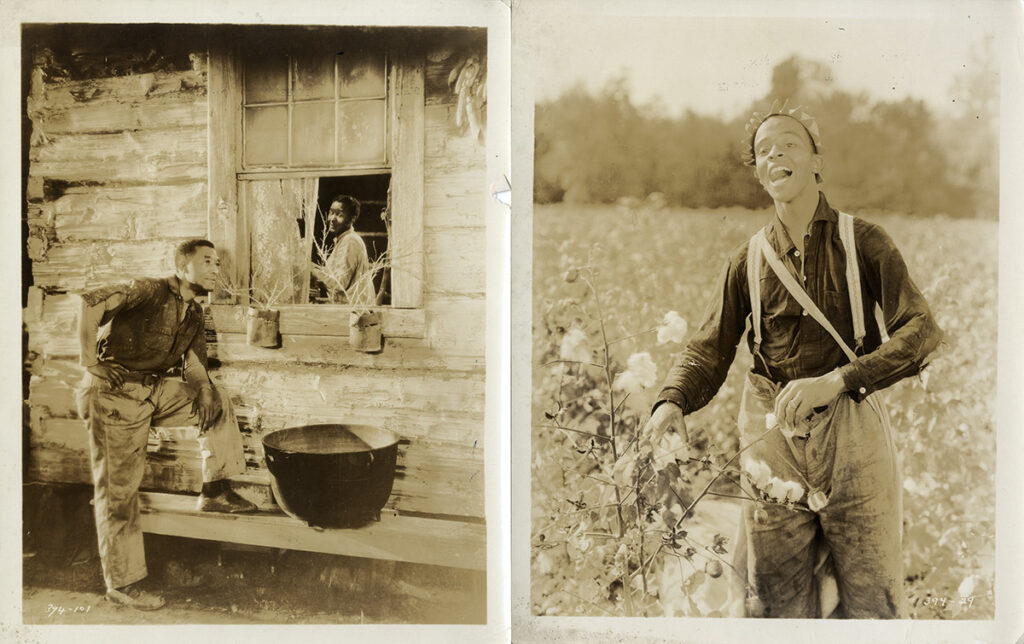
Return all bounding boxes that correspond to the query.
[210,363,485,418]
[31,240,180,291]
[52,182,208,242]
[28,358,485,444]
[423,299,486,356]
[424,228,486,299]
[29,127,207,184]
[424,103,486,168]
[423,168,486,232]
[36,97,207,135]
[138,492,486,571]
[38,71,207,113]
[29,415,485,516]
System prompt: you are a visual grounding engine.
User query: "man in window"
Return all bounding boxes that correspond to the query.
[76,239,256,611]
[312,194,374,306]
[642,106,943,618]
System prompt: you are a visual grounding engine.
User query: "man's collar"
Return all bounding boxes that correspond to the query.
[165,275,182,297]
[765,192,836,254]
[166,275,200,306]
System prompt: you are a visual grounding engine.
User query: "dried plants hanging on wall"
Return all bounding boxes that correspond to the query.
[448,50,486,140]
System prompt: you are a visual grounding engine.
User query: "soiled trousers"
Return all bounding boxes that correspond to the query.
[78,374,246,590]
[731,371,905,618]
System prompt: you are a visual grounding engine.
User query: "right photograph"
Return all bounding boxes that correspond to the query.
[529,12,999,619]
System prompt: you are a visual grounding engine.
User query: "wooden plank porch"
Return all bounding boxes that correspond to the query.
[139,492,486,571]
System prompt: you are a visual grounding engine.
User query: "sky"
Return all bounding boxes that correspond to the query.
[530,10,1000,120]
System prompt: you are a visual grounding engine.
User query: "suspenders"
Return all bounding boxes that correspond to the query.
[748,211,888,367]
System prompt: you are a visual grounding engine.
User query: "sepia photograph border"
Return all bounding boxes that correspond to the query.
[511,0,1023,642]
[1,0,510,642]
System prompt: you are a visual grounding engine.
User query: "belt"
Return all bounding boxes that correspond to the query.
[120,370,165,386]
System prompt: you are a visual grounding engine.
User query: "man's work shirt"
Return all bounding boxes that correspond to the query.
[81,276,207,374]
[323,229,373,305]
[657,193,943,414]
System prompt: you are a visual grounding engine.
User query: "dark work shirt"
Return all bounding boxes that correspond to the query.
[657,193,943,414]
[81,276,208,373]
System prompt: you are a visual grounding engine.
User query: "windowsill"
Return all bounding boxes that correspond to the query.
[208,303,425,339]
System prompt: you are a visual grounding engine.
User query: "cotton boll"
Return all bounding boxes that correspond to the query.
[743,459,772,488]
[656,310,689,344]
[614,352,659,394]
[782,480,805,503]
[614,370,643,395]
[559,328,591,364]
[626,352,658,388]
[764,476,787,502]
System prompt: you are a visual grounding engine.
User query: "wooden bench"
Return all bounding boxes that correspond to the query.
[139,491,486,571]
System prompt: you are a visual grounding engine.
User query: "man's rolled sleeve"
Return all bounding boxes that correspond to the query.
[843,221,944,396]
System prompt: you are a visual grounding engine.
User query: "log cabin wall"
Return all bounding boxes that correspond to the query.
[24,26,487,523]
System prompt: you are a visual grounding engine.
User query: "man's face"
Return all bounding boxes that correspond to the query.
[180,247,220,294]
[327,201,355,237]
[753,115,822,203]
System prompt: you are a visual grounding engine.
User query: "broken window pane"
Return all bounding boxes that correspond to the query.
[244,106,288,166]
[339,51,385,98]
[292,102,335,165]
[339,99,386,164]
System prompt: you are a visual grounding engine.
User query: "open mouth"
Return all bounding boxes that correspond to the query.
[769,167,792,181]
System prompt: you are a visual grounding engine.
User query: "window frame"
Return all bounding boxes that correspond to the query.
[207,40,424,339]
[240,50,390,170]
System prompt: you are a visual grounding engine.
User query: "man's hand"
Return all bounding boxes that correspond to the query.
[87,361,129,389]
[192,385,222,434]
[642,401,688,444]
[773,370,847,429]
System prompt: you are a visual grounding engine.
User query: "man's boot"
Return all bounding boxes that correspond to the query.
[197,480,257,514]
[105,583,165,610]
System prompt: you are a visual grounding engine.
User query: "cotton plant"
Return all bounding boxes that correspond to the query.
[533,259,777,617]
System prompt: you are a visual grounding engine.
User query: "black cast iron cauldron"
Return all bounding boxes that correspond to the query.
[262,424,400,528]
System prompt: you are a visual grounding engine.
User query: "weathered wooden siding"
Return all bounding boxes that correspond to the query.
[24,33,488,522]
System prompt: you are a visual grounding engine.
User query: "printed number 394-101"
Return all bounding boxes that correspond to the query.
[47,604,92,618]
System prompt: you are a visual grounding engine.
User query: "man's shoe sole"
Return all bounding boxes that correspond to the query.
[197,496,258,514]
[105,588,165,611]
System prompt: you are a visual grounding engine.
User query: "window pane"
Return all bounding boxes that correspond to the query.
[339,100,386,164]
[292,102,335,165]
[245,56,289,104]
[244,106,288,166]
[339,51,385,98]
[294,54,335,101]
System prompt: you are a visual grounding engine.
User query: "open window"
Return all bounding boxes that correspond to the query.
[208,27,424,335]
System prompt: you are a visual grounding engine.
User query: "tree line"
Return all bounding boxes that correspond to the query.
[534,54,998,218]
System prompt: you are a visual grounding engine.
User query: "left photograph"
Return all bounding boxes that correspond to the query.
[22,23,489,623]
